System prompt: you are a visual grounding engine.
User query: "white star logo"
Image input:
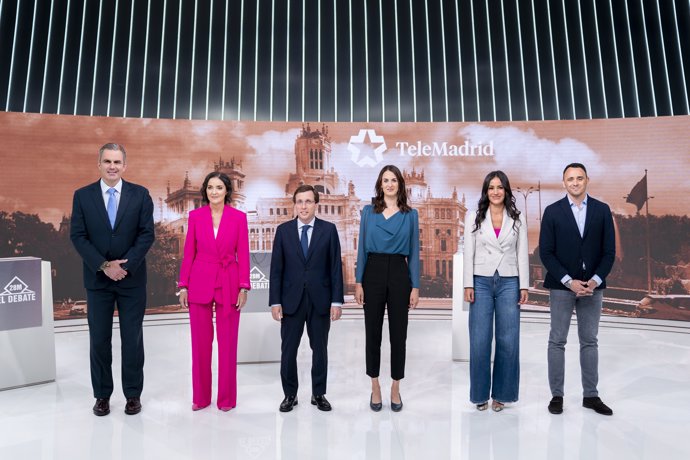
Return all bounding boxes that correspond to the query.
[348,129,387,167]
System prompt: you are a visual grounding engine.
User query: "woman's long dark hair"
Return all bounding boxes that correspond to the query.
[473,170,521,232]
[200,171,233,205]
[372,165,412,213]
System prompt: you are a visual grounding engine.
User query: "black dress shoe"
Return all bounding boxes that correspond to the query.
[311,395,332,411]
[124,397,142,415]
[370,393,382,412]
[93,398,110,416]
[548,396,563,414]
[279,395,298,412]
[583,397,613,416]
[391,395,403,412]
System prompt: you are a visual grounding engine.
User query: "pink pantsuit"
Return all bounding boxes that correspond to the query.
[178,205,250,409]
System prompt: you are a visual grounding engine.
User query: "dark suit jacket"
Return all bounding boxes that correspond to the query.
[70,180,155,290]
[539,195,615,290]
[269,217,344,315]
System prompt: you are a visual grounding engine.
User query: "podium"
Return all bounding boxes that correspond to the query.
[452,252,470,361]
[237,252,281,363]
[0,258,56,390]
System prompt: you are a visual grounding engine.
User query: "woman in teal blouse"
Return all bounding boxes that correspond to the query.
[355,165,420,412]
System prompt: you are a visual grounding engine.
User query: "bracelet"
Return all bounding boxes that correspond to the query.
[176,288,188,296]
[240,288,248,294]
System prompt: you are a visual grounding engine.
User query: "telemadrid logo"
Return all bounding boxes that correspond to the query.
[347,129,495,166]
[348,129,387,167]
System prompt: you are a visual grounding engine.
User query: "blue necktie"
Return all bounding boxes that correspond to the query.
[107,188,117,228]
[301,224,311,258]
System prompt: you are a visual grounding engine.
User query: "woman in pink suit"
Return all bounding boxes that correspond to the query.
[178,172,250,411]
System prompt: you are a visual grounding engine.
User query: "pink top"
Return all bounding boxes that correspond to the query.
[494,227,501,238]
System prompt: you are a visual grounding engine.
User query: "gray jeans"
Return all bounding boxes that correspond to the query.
[547,289,603,397]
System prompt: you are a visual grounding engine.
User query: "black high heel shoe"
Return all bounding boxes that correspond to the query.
[391,395,403,412]
[370,393,382,412]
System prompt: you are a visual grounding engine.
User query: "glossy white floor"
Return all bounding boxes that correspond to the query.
[1,312,689,460]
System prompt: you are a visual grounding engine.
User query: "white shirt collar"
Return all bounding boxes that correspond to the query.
[100,179,123,194]
[297,217,316,229]
[567,194,588,207]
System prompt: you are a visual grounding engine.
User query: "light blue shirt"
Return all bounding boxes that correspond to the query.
[355,205,420,289]
[100,179,122,209]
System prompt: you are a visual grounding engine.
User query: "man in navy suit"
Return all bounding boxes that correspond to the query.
[540,163,615,416]
[70,143,154,416]
[269,184,344,412]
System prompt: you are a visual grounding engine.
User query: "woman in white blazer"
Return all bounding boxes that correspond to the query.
[463,171,529,412]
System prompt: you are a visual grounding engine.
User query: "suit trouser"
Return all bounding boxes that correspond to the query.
[280,291,331,397]
[190,288,241,409]
[87,285,146,399]
[363,253,411,380]
[547,289,603,398]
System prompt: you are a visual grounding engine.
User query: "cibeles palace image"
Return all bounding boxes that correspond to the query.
[164,123,466,298]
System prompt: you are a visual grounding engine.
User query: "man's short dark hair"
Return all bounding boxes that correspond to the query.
[292,184,319,203]
[563,162,588,177]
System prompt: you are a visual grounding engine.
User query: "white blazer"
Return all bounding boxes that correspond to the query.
[463,208,529,290]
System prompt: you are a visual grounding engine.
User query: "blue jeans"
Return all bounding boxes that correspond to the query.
[469,272,520,404]
[547,289,603,397]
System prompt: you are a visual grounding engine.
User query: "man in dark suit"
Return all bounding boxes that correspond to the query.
[269,184,344,412]
[540,163,615,416]
[70,143,155,416]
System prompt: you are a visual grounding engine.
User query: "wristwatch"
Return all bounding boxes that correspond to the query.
[99,261,110,271]
[240,288,248,294]
[565,279,573,289]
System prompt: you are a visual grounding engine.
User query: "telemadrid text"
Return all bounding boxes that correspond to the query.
[396,141,494,157]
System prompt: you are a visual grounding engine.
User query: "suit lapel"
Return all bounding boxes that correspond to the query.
[559,197,582,239]
[306,218,324,262]
[199,205,217,249]
[497,209,513,245]
[113,180,132,230]
[89,181,112,229]
[293,218,307,263]
[582,196,593,239]
[215,205,230,253]
[480,210,502,248]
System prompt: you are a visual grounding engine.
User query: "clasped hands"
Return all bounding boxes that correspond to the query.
[270,305,343,322]
[569,279,598,296]
[103,259,128,282]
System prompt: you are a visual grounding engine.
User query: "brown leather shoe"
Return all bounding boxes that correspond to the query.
[124,397,142,415]
[93,398,110,416]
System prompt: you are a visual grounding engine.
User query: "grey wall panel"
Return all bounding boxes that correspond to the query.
[0,0,688,121]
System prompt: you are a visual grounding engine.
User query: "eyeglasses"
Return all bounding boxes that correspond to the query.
[295,200,315,206]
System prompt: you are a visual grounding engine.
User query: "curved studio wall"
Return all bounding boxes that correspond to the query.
[0,0,688,324]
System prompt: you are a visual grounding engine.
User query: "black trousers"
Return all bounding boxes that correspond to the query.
[87,285,146,399]
[363,253,411,380]
[280,291,331,397]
